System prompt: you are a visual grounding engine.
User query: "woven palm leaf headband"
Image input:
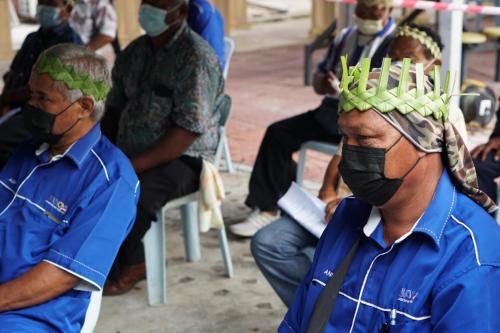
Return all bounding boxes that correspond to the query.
[396,25,442,59]
[34,54,111,102]
[339,57,453,121]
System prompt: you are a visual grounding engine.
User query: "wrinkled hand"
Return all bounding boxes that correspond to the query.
[322,71,340,96]
[324,197,342,223]
[471,137,500,161]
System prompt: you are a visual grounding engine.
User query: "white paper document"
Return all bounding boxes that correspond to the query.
[278,182,327,238]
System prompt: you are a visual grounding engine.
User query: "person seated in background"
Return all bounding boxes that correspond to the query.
[102,0,224,296]
[250,23,470,308]
[279,57,500,333]
[230,0,396,238]
[0,44,139,333]
[0,0,83,167]
[69,0,117,51]
[472,99,500,203]
[188,0,225,70]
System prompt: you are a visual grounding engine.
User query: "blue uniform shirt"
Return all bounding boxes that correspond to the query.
[188,0,226,70]
[0,125,139,333]
[280,171,500,332]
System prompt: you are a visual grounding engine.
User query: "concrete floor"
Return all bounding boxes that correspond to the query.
[95,172,288,333]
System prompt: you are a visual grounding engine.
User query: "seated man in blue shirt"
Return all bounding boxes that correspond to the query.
[279,58,500,332]
[0,44,139,333]
[188,0,225,70]
[0,0,82,167]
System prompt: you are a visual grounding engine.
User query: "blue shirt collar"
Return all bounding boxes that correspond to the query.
[362,170,456,248]
[36,124,102,167]
[413,170,456,247]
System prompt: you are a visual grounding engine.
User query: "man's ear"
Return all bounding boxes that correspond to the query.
[78,97,95,119]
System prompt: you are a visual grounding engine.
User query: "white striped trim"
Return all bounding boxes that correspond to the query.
[134,180,140,194]
[91,149,110,182]
[0,160,55,217]
[312,278,326,286]
[49,249,106,278]
[43,259,101,292]
[451,215,481,266]
[0,180,68,223]
[0,180,15,194]
[281,319,297,333]
[339,291,431,321]
[348,243,397,333]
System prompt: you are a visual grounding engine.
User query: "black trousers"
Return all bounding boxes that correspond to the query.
[245,109,341,212]
[474,152,500,203]
[110,155,202,279]
[0,112,30,168]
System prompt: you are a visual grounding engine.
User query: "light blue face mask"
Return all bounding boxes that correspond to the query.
[139,3,182,37]
[36,5,62,28]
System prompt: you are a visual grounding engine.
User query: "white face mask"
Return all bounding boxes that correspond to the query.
[354,15,384,36]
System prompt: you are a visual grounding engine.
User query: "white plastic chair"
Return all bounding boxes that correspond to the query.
[223,37,235,80]
[80,291,102,333]
[496,186,500,226]
[216,37,236,173]
[143,96,234,306]
[296,141,339,186]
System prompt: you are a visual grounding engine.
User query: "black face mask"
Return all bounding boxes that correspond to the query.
[339,136,424,206]
[22,100,80,145]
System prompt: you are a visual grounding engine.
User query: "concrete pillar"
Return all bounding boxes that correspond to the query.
[0,0,14,60]
[213,0,249,34]
[439,0,463,105]
[114,0,142,47]
[311,0,336,37]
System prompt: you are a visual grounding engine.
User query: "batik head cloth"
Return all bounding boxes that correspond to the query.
[338,56,496,213]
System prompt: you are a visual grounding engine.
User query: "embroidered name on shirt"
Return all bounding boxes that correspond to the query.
[324,269,334,277]
[397,288,418,304]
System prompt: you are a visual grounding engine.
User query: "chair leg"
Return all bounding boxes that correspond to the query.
[217,228,234,278]
[222,133,234,173]
[181,201,201,262]
[143,209,167,306]
[296,147,307,186]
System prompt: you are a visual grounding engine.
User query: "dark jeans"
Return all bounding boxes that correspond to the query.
[0,112,30,168]
[474,151,500,203]
[110,155,202,279]
[245,109,341,212]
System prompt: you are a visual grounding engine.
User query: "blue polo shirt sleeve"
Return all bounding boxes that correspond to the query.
[43,178,139,291]
[278,268,313,332]
[431,265,500,332]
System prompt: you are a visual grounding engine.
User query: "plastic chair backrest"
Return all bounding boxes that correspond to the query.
[218,95,232,128]
[223,37,235,80]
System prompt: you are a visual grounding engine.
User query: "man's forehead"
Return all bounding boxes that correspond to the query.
[339,109,389,133]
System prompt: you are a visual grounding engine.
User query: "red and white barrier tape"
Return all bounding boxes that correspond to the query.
[326,0,500,16]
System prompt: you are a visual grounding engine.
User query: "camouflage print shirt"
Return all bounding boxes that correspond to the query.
[106,23,223,160]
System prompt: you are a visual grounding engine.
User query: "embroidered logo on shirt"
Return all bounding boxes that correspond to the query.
[397,288,418,304]
[46,196,68,214]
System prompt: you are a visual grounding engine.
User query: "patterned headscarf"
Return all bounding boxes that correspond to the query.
[339,57,496,213]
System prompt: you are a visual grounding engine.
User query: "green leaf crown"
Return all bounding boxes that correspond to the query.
[34,54,111,102]
[339,57,454,120]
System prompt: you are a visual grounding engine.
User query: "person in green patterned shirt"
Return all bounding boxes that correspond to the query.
[102,0,224,295]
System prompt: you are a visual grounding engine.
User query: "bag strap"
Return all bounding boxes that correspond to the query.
[306,237,361,333]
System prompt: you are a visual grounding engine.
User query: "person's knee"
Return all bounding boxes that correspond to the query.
[251,225,278,260]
